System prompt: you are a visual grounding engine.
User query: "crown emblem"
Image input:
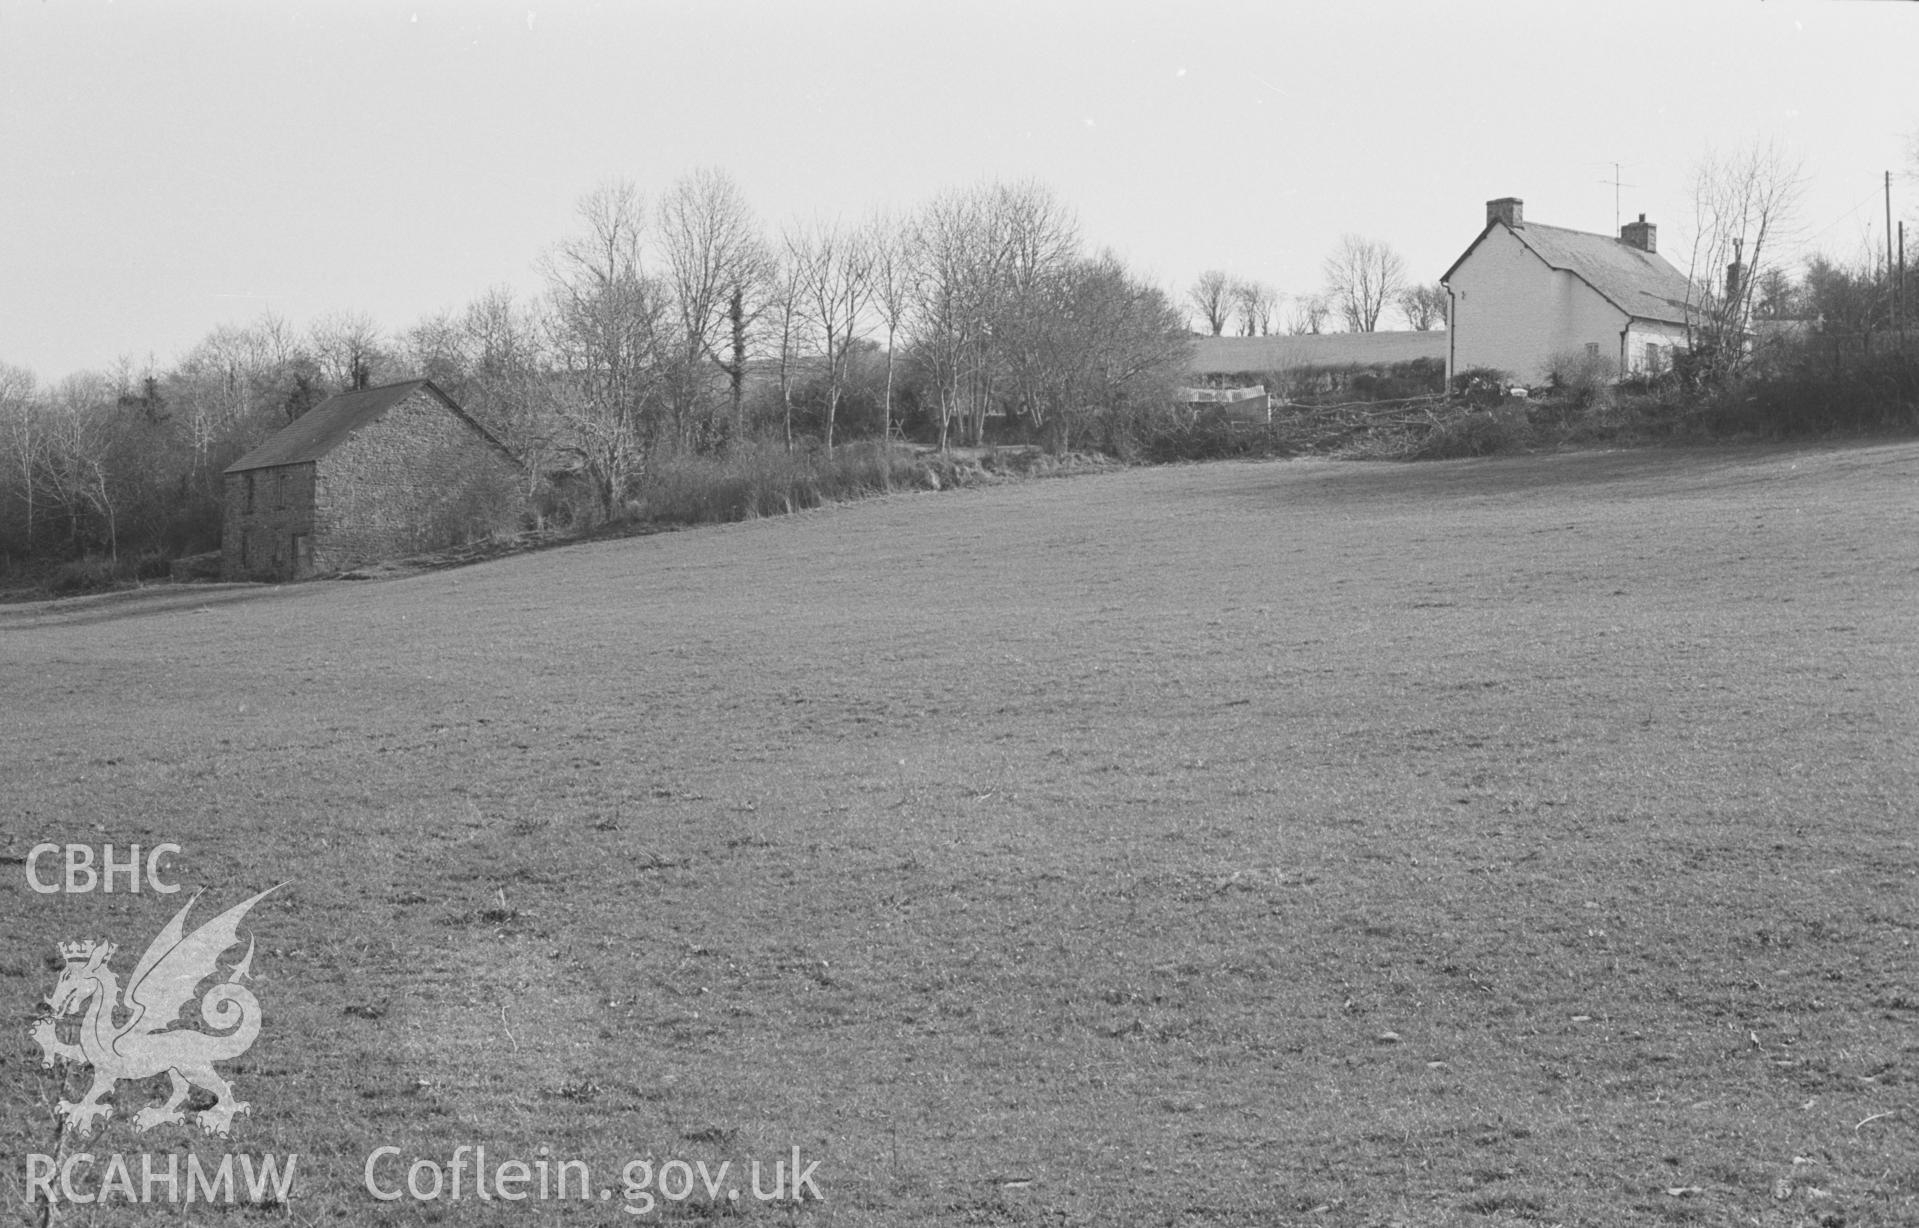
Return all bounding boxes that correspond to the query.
[57,939,109,964]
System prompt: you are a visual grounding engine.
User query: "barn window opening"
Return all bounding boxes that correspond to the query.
[244,473,255,514]
[274,470,288,510]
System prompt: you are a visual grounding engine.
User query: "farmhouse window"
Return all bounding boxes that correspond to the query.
[244,473,255,513]
[274,470,288,510]
[1585,342,1600,360]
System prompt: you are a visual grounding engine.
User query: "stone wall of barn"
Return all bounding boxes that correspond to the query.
[220,462,317,581]
[308,389,521,575]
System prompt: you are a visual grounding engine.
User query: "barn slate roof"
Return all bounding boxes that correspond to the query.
[1188,331,1447,377]
[224,379,512,473]
[1443,220,1698,327]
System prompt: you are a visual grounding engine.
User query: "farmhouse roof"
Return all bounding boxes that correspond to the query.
[1188,331,1446,377]
[224,379,515,473]
[1443,220,1697,327]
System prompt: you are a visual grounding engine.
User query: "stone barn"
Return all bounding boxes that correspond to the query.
[221,379,521,581]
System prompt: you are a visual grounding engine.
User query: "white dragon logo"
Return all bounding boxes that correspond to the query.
[28,886,280,1139]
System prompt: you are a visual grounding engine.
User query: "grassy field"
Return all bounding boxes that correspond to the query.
[3,442,1916,1227]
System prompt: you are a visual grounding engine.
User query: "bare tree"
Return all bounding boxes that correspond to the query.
[1022,251,1191,451]
[1230,279,1279,336]
[0,362,45,550]
[224,309,321,422]
[656,167,768,444]
[1684,140,1804,378]
[786,217,874,452]
[1285,293,1330,336]
[764,253,810,451]
[1396,282,1448,330]
[908,187,992,452]
[541,180,665,519]
[41,374,121,557]
[904,180,1079,449]
[1322,235,1407,332]
[402,310,470,390]
[463,287,542,376]
[164,311,319,478]
[869,211,916,445]
[988,181,1080,446]
[165,330,260,482]
[1188,269,1232,336]
[308,310,388,392]
[454,286,552,505]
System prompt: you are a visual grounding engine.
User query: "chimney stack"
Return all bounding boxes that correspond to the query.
[1620,213,1657,253]
[1486,197,1524,229]
[1726,238,1745,305]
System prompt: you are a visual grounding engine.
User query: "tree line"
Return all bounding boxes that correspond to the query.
[0,173,1193,572]
[1186,235,1446,338]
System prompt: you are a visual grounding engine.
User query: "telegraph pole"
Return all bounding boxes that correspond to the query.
[1887,171,1895,290]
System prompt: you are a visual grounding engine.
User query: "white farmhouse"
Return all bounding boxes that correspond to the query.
[1441,198,1695,387]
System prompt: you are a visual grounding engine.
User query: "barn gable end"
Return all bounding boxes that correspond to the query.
[221,380,520,581]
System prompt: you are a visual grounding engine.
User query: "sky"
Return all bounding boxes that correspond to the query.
[3,0,1916,384]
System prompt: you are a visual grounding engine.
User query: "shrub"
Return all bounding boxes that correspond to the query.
[422,454,527,549]
[1410,411,1515,460]
[130,550,172,581]
[1449,367,1509,408]
[43,551,169,595]
[1543,349,1618,410]
[1361,356,1446,401]
[48,557,120,594]
[1704,340,1919,436]
[1548,333,1919,442]
[1140,415,1291,462]
[532,476,588,530]
[1569,380,1686,443]
[638,439,917,526]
